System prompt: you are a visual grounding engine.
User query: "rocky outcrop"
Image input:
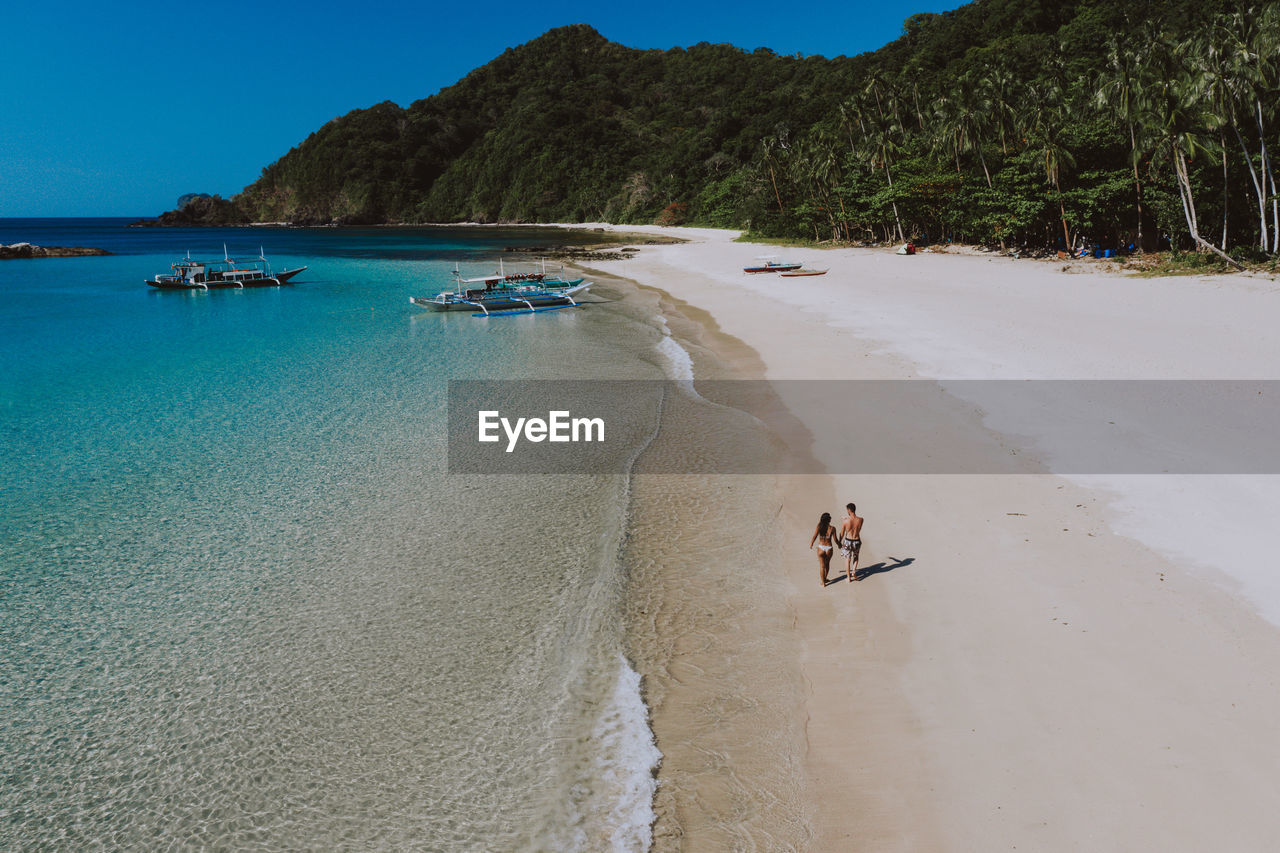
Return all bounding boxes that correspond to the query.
[501,239,680,262]
[131,194,249,227]
[1,243,112,259]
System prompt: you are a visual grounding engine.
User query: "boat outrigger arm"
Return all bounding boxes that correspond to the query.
[471,292,582,317]
[473,302,583,317]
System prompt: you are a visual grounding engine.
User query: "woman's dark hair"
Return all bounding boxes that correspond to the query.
[847,503,856,513]
[818,512,832,533]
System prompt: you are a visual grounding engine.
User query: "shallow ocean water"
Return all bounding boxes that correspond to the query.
[0,220,669,850]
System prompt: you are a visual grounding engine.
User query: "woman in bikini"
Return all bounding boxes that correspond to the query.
[809,512,837,587]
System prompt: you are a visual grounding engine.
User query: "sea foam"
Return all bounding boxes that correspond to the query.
[592,656,662,852]
[655,318,694,383]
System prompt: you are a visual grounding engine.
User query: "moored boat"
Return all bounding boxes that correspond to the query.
[779,268,828,277]
[410,264,592,314]
[145,247,306,289]
[454,259,584,290]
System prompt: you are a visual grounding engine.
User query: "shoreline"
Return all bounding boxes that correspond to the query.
[584,267,813,849]
[573,225,1280,849]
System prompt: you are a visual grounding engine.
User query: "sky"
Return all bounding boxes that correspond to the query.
[0,0,961,217]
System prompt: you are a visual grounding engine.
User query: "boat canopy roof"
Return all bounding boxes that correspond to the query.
[173,256,266,265]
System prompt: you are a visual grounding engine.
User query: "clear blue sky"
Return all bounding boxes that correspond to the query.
[0,0,961,217]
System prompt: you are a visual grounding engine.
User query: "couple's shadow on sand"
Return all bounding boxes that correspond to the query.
[828,556,914,586]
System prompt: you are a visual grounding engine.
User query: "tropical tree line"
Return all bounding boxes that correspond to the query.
[163,2,1278,260]
[733,3,1279,259]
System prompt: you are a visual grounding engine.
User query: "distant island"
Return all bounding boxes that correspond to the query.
[147,0,1279,263]
[1,243,111,259]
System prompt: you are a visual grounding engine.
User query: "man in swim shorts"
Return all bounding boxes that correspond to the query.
[839,503,863,582]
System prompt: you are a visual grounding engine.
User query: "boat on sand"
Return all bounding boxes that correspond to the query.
[743,255,802,273]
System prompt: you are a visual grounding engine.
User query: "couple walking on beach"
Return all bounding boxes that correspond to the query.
[810,503,863,587]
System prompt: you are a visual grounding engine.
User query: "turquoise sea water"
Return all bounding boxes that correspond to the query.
[0,220,670,850]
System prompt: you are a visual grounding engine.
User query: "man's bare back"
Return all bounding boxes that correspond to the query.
[839,503,864,581]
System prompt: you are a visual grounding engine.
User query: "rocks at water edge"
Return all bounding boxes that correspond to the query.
[0,243,112,259]
[501,242,668,261]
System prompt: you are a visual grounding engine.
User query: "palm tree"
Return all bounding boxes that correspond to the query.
[943,75,993,187]
[1261,3,1280,252]
[930,90,965,173]
[1022,81,1076,251]
[1142,50,1243,267]
[1215,5,1279,253]
[906,76,928,132]
[759,133,788,215]
[1188,34,1235,251]
[1217,18,1269,251]
[786,135,844,241]
[838,96,870,163]
[979,63,1019,156]
[861,71,910,241]
[1263,3,1280,253]
[1097,38,1149,250]
[811,129,850,240]
[862,68,903,128]
[865,107,907,243]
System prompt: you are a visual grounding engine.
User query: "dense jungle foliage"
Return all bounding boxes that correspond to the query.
[163,0,1280,256]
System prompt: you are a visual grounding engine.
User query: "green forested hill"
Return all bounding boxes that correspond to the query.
[162,0,1280,257]
[228,24,866,226]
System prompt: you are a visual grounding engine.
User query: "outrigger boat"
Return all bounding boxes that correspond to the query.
[779,268,828,277]
[145,247,307,289]
[743,255,803,274]
[450,258,584,290]
[409,263,592,315]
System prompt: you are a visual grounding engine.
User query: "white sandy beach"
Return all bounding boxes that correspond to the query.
[572,225,1280,851]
